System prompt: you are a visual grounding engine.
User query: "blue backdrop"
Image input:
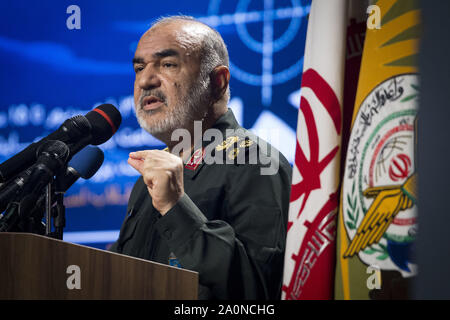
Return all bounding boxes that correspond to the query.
[0,0,310,249]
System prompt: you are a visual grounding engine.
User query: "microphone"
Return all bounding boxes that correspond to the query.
[26,145,104,236]
[0,140,70,232]
[0,168,33,213]
[18,140,70,200]
[0,146,104,233]
[0,140,71,213]
[54,145,104,193]
[0,104,121,183]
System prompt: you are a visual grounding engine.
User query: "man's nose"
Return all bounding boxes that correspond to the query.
[138,65,161,89]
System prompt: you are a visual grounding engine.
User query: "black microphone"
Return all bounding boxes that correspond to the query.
[19,140,70,199]
[54,145,104,193]
[0,146,104,234]
[0,140,70,232]
[0,104,121,183]
[0,140,72,213]
[26,145,105,236]
[0,168,33,213]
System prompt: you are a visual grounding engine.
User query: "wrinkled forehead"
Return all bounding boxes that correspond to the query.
[137,21,207,56]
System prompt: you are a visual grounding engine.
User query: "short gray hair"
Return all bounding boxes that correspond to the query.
[151,15,230,102]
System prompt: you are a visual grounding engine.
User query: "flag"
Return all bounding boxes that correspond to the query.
[282,0,348,300]
[335,0,420,299]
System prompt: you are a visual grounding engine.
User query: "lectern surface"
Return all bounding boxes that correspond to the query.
[0,233,198,300]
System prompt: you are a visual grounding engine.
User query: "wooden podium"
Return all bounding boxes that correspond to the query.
[0,233,198,299]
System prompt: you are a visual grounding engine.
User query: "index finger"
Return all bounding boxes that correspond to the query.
[129,150,152,160]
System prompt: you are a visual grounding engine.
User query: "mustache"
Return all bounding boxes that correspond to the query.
[138,90,167,107]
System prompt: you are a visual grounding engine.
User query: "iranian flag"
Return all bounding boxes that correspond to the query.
[281,0,348,300]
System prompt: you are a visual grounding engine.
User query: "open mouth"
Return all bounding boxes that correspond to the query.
[142,95,164,111]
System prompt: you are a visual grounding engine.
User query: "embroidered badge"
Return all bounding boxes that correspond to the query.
[228,147,240,160]
[216,136,239,151]
[239,139,254,148]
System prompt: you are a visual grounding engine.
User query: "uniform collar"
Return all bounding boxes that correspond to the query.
[183,108,240,180]
[210,108,241,133]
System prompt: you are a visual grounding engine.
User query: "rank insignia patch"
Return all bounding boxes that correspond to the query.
[185,148,205,170]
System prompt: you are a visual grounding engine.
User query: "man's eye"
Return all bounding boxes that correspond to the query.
[163,62,177,68]
[134,66,144,73]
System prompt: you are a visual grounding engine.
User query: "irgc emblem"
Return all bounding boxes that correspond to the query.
[342,74,419,277]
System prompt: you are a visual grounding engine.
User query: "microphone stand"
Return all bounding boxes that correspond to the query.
[52,189,66,240]
[0,202,20,232]
[45,183,52,236]
[10,178,68,239]
[42,182,66,240]
[45,138,91,241]
[0,176,66,238]
[0,194,40,233]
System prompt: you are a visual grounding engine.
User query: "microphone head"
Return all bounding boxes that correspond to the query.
[85,104,122,145]
[68,146,104,179]
[63,115,92,139]
[36,140,71,175]
[37,140,70,163]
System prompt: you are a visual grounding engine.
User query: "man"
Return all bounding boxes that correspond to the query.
[109,16,292,300]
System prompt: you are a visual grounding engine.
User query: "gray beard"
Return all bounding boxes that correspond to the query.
[136,75,211,142]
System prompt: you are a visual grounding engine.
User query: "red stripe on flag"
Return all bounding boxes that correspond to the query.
[289,69,341,218]
[301,69,342,134]
[283,191,338,300]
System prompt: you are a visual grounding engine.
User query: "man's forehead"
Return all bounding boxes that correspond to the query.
[137,21,207,54]
[137,26,180,52]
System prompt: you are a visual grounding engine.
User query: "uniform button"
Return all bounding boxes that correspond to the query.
[164,229,172,240]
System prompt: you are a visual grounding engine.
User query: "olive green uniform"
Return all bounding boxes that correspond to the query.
[110,110,291,299]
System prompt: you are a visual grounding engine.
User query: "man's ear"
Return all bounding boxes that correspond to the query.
[210,65,230,101]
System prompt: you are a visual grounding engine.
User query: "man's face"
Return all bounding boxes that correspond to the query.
[133,22,210,139]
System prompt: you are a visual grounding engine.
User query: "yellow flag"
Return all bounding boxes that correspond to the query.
[335,0,420,300]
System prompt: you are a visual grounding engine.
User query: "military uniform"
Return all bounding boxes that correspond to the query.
[109,109,292,299]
